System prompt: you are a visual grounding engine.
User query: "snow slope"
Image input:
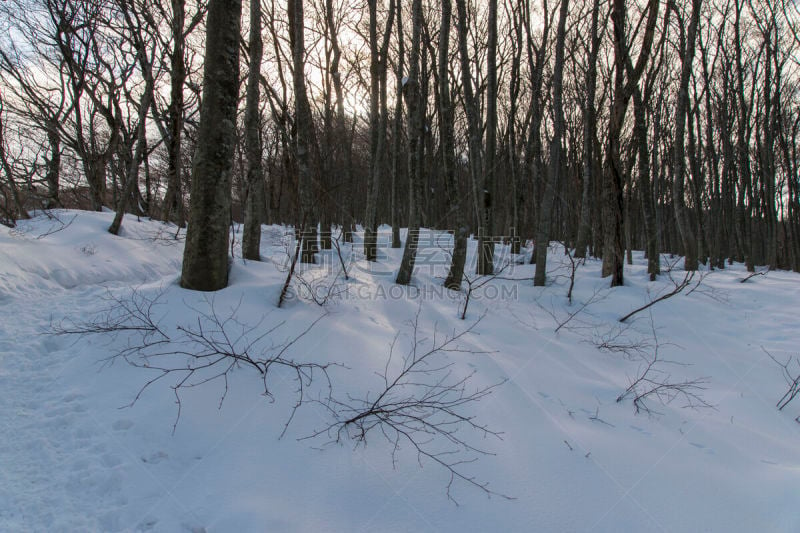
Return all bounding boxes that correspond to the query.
[1,210,799,532]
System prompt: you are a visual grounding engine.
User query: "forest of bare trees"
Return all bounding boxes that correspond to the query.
[2,0,800,290]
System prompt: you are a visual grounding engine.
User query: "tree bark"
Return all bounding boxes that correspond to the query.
[454,0,484,275]
[242,0,265,261]
[575,0,601,259]
[395,0,423,286]
[364,0,395,262]
[289,0,316,263]
[534,0,569,286]
[602,0,659,287]
[633,84,659,280]
[180,0,242,291]
[390,0,403,249]
[477,0,498,276]
[670,0,702,272]
[109,58,154,235]
[438,0,467,291]
[162,0,187,227]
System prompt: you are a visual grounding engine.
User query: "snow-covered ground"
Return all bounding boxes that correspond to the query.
[1,209,798,532]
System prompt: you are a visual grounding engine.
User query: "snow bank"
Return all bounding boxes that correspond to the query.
[1,211,798,532]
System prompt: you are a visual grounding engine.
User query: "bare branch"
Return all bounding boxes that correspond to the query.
[615,314,712,415]
[740,270,767,283]
[763,347,800,416]
[52,286,337,435]
[306,309,510,503]
[619,270,701,323]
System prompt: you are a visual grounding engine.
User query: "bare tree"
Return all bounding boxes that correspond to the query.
[109,0,159,236]
[476,0,498,276]
[574,0,604,260]
[242,0,266,261]
[439,0,468,291]
[0,94,32,224]
[389,0,404,249]
[670,0,703,272]
[180,0,242,291]
[159,0,206,226]
[289,0,316,264]
[533,0,569,286]
[363,0,395,262]
[395,0,424,286]
[602,0,660,287]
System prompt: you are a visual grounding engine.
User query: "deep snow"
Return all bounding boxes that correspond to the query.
[1,209,799,532]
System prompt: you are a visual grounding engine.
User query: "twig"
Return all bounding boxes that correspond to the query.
[52,286,337,434]
[555,288,608,333]
[740,270,766,283]
[305,308,510,503]
[615,314,712,415]
[619,271,696,323]
[278,228,302,308]
[763,347,800,412]
[588,407,615,427]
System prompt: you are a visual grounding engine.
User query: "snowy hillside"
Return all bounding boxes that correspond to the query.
[1,210,799,532]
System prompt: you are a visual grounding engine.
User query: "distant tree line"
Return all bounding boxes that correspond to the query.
[2,0,800,291]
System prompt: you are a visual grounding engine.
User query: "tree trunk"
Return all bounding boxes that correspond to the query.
[454,0,485,275]
[162,0,186,227]
[180,0,242,291]
[602,0,659,287]
[523,4,549,264]
[395,0,423,286]
[109,44,154,235]
[438,0,467,291]
[671,0,702,272]
[390,0,403,249]
[44,120,61,208]
[364,0,395,262]
[575,0,601,259]
[633,85,659,280]
[476,0,498,276]
[534,0,569,286]
[289,0,316,264]
[242,0,265,261]
[734,1,754,271]
[602,6,629,286]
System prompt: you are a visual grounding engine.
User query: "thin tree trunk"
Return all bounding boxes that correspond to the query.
[162,0,186,226]
[671,0,702,272]
[289,0,316,263]
[439,0,467,291]
[44,120,61,208]
[454,0,485,274]
[390,0,403,249]
[575,0,601,259]
[108,74,153,235]
[364,0,395,262]
[395,0,423,286]
[477,0,498,276]
[109,7,156,236]
[734,0,754,271]
[633,84,659,280]
[534,0,569,286]
[242,0,265,260]
[602,0,659,287]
